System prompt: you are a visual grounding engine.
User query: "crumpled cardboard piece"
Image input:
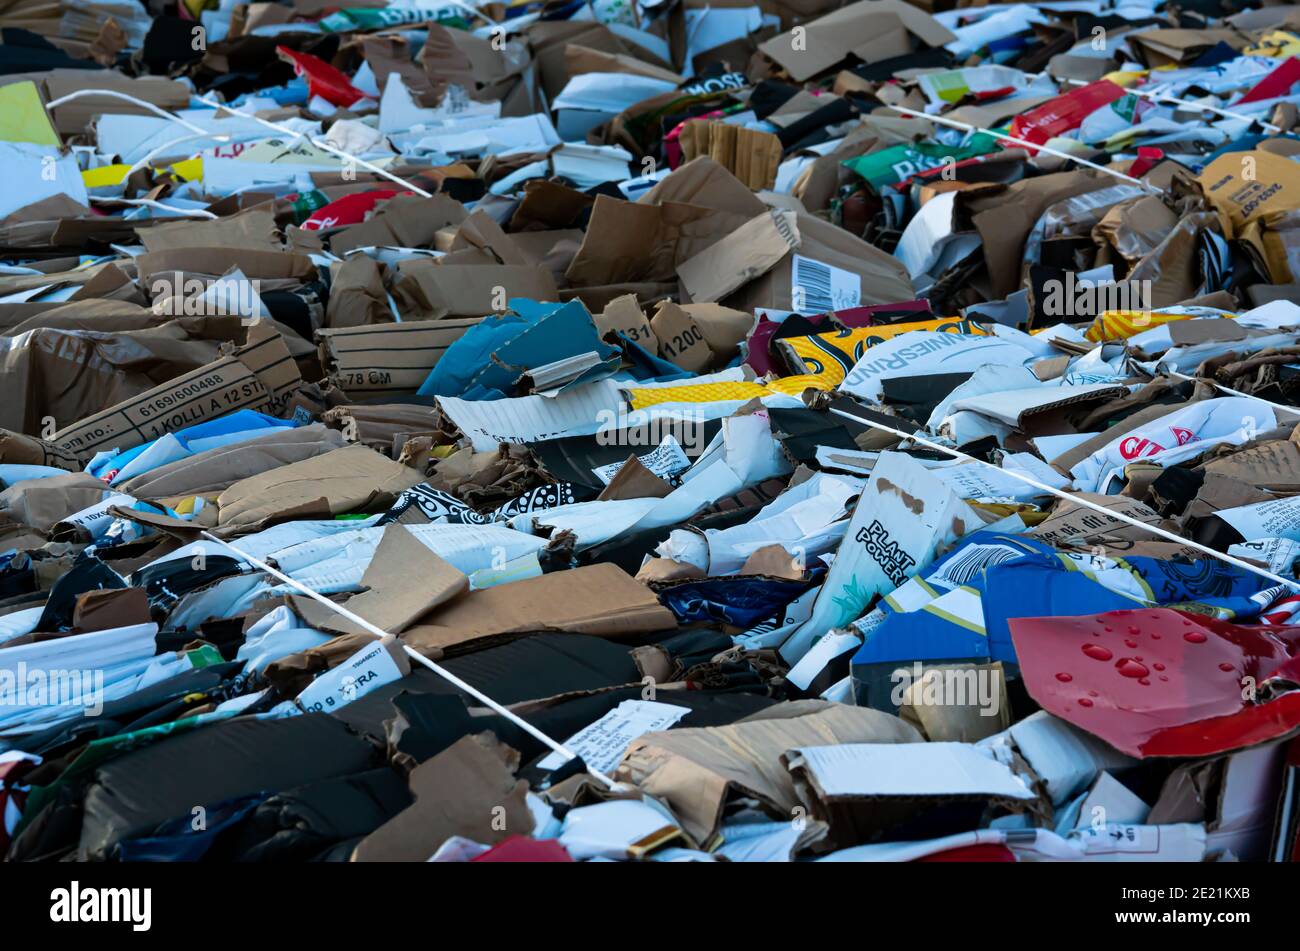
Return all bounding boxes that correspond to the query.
[1127,28,1247,68]
[899,662,1012,743]
[758,0,955,81]
[1200,439,1300,494]
[359,33,438,107]
[118,424,347,500]
[1029,492,1165,545]
[216,443,423,531]
[786,739,1038,848]
[330,194,468,257]
[293,524,468,636]
[640,157,768,217]
[1126,211,1222,307]
[420,23,535,115]
[1196,151,1300,284]
[0,428,79,470]
[48,319,304,461]
[724,211,916,311]
[0,471,112,533]
[323,256,394,329]
[595,294,657,352]
[597,454,675,502]
[43,70,190,136]
[1093,195,1179,264]
[966,171,1114,299]
[649,300,711,372]
[614,701,922,843]
[138,206,281,255]
[72,587,152,634]
[677,209,801,304]
[352,732,533,862]
[317,317,481,399]
[564,44,683,84]
[677,121,783,191]
[136,247,317,287]
[393,260,558,320]
[564,195,749,287]
[321,403,439,457]
[400,562,676,652]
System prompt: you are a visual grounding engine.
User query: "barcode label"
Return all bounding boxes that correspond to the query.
[792,254,861,314]
[931,544,1022,588]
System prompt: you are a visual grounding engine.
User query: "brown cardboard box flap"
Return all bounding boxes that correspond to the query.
[564,44,684,83]
[316,318,481,398]
[680,302,756,361]
[724,211,915,310]
[565,195,749,287]
[216,443,423,530]
[50,319,304,460]
[353,732,533,862]
[138,206,281,255]
[677,209,801,303]
[1029,492,1164,544]
[393,263,558,319]
[401,562,675,651]
[137,247,316,284]
[293,524,469,636]
[758,0,956,82]
[677,121,783,191]
[649,300,712,371]
[614,701,922,842]
[595,294,658,351]
[639,156,768,217]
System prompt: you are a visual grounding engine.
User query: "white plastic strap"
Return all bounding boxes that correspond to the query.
[879,102,1160,193]
[197,530,619,789]
[88,196,219,219]
[1165,368,1300,417]
[191,95,435,198]
[827,405,1300,591]
[45,89,214,135]
[1060,77,1284,134]
[45,87,435,199]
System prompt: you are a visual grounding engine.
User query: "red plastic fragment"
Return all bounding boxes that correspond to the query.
[1009,80,1127,147]
[276,46,371,108]
[470,836,574,862]
[1011,608,1300,758]
[915,843,1016,862]
[303,189,401,230]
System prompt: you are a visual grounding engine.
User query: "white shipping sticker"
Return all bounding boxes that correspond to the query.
[792,254,861,313]
[591,435,691,485]
[1228,537,1300,575]
[295,640,405,713]
[1216,496,1300,543]
[932,464,1049,503]
[538,699,691,774]
[61,493,137,540]
[927,543,1025,589]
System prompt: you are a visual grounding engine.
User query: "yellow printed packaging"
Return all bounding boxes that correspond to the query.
[626,381,772,410]
[773,317,986,389]
[1083,310,1185,342]
[629,316,987,404]
[1102,70,1146,87]
[1245,32,1300,57]
[82,158,202,190]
